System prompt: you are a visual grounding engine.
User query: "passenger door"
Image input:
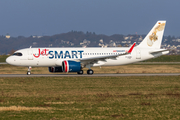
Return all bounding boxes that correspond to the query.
[28,50,33,60]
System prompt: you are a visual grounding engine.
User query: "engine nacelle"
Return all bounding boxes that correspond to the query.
[49,67,63,72]
[62,60,81,73]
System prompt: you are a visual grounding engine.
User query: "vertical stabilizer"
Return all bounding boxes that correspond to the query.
[138,21,166,49]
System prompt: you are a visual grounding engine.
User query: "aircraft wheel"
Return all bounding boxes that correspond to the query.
[27,71,31,75]
[87,69,93,75]
[77,70,83,74]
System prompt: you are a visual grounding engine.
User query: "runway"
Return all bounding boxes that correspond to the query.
[0,73,179,77]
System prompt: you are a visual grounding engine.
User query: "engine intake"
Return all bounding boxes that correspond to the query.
[62,60,81,73]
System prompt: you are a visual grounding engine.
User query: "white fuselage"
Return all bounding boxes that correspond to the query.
[6,47,168,67]
[5,21,168,75]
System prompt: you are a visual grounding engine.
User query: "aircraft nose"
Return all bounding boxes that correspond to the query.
[6,56,14,65]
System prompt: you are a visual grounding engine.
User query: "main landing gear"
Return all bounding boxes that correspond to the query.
[87,69,94,75]
[85,64,94,75]
[77,69,94,75]
[77,70,83,74]
[27,66,31,75]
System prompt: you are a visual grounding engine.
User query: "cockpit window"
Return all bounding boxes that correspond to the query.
[13,52,22,56]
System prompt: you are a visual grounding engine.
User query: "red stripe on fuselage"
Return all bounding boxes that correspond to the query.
[64,60,68,72]
[52,67,54,72]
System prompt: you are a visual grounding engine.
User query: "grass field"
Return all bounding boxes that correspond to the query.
[0,76,180,119]
[0,55,179,119]
[0,55,8,62]
[0,64,179,74]
[144,55,180,62]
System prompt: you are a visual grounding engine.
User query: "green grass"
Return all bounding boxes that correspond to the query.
[144,55,180,62]
[0,55,9,62]
[0,76,180,119]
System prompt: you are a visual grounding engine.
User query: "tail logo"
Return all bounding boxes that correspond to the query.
[147,22,166,47]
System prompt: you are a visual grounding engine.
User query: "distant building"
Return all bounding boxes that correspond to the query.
[32,36,42,38]
[80,39,90,47]
[5,34,10,39]
[99,39,103,43]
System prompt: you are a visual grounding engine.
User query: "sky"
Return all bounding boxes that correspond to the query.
[0,0,180,37]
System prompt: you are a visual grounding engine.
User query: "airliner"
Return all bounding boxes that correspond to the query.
[6,21,169,75]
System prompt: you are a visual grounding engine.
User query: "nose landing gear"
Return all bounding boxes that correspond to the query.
[27,66,31,75]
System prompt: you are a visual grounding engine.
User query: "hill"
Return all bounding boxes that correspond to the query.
[0,31,179,54]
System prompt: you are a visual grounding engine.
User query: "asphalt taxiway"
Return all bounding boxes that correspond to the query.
[0,73,179,77]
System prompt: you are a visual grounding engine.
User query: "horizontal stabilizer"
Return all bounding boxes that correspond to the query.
[149,49,169,54]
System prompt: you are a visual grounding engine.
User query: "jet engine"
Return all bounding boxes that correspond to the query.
[62,60,81,73]
[49,67,63,72]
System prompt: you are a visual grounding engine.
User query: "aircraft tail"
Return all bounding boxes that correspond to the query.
[137,21,166,49]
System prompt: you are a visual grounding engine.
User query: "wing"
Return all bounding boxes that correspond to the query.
[79,42,136,66]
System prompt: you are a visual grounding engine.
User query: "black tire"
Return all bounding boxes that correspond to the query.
[77,70,83,74]
[27,71,31,75]
[87,69,94,75]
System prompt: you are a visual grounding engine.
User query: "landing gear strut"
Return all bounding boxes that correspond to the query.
[87,69,94,75]
[27,66,31,75]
